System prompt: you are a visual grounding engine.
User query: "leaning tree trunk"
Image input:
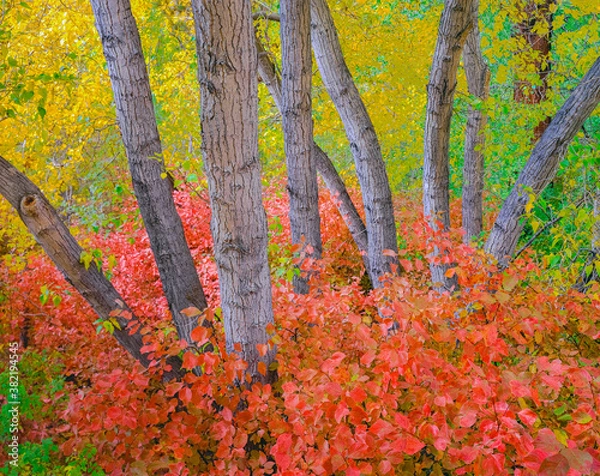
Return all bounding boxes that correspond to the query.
[0,156,183,381]
[310,0,400,286]
[90,0,207,348]
[281,0,323,294]
[192,0,276,383]
[462,0,490,243]
[513,0,554,141]
[486,57,600,266]
[423,0,474,290]
[255,36,370,271]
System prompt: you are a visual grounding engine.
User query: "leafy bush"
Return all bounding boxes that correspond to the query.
[1,190,599,475]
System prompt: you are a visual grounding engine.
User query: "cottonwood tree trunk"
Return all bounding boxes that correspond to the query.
[310,0,400,286]
[255,36,369,268]
[0,156,183,381]
[281,0,322,294]
[513,0,554,141]
[192,0,276,383]
[90,0,207,347]
[423,0,473,289]
[486,57,600,265]
[462,0,490,243]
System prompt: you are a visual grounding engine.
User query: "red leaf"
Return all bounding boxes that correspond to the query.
[348,386,367,404]
[335,402,350,423]
[561,447,593,473]
[404,435,425,455]
[107,406,121,421]
[321,352,346,374]
[256,343,268,357]
[190,326,209,344]
[539,453,569,476]
[535,428,563,455]
[518,408,538,427]
[257,361,267,376]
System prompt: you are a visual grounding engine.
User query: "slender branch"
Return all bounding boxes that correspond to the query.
[514,195,587,259]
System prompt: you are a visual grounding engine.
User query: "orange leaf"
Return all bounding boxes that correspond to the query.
[257,361,267,376]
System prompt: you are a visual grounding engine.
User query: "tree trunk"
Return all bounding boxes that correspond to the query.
[310,0,400,286]
[0,155,183,381]
[90,0,207,348]
[280,0,323,294]
[423,0,473,289]
[192,0,276,383]
[485,57,600,265]
[513,0,554,141]
[462,0,489,243]
[255,36,370,270]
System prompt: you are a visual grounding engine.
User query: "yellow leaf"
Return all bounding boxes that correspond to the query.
[553,429,568,447]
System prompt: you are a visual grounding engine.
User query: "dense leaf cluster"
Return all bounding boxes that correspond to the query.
[1,189,599,475]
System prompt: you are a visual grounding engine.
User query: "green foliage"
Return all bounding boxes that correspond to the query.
[0,440,105,475]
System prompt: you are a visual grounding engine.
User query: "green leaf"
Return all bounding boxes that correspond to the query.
[102,320,115,334]
[39,285,49,305]
[80,251,93,270]
[553,405,567,416]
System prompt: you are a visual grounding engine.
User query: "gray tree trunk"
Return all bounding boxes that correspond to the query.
[462,0,489,244]
[192,0,276,383]
[485,57,600,265]
[0,156,183,381]
[310,0,400,286]
[280,0,323,294]
[423,0,473,290]
[255,37,369,268]
[90,0,207,347]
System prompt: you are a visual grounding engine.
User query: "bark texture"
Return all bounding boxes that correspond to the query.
[281,0,322,294]
[192,0,276,383]
[513,0,554,141]
[255,37,369,264]
[462,0,490,243]
[485,57,600,265]
[423,0,473,289]
[310,0,400,286]
[90,0,207,347]
[0,156,183,381]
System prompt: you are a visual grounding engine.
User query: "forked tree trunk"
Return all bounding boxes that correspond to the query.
[462,0,490,243]
[0,156,183,381]
[310,0,400,286]
[486,57,600,265]
[281,0,323,294]
[255,37,369,267]
[90,0,207,347]
[423,0,473,289]
[192,0,276,383]
[513,0,554,141]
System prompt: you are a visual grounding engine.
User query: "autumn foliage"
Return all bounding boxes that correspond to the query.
[1,187,599,475]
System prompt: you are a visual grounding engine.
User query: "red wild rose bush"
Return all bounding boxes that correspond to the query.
[0,187,599,475]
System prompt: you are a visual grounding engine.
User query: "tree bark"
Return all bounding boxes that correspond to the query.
[513,0,554,141]
[485,57,600,265]
[310,0,400,286]
[0,155,183,381]
[280,0,323,294]
[423,0,473,289]
[255,36,369,268]
[90,0,207,348]
[462,0,489,243]
[192,0,276,383]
